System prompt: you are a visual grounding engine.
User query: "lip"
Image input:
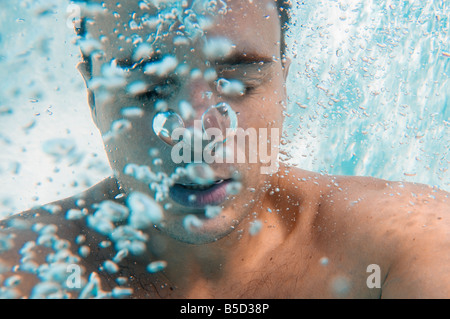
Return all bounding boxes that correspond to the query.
[169,179,232,209]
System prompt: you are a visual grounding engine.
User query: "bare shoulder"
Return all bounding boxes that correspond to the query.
[317,174,450,298]
[324,175,450,240]
[319,174,450,229]
[0,177,119,298]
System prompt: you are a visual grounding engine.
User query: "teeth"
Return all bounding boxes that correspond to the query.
[182,184,213,190]
[180,179,225,190]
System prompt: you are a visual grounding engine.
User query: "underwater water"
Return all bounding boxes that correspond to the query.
[283,0,449,189]
[0,0,112,215]
[0,0,448,300]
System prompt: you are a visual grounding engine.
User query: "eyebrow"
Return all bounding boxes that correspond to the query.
[115,52,274,71]
[115,55,162,70]
[214,52,275,66]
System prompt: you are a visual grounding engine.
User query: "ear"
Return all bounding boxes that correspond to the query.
[76,60,98,127]
[76,59,91,84]
[281,56,291,100]
[282,56,291,81]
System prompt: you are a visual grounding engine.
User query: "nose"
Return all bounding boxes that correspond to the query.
[152,75,238,148]
[183,77,216,128]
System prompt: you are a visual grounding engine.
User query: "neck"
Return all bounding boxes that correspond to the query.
[135,165,323,298]
[143,215,287,297]
[90,165,325,298]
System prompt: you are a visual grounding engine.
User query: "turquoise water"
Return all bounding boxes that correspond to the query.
[283,0,449,190]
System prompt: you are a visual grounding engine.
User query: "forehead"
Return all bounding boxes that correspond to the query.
[83,0,281,64]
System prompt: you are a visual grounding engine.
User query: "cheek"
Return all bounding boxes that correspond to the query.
[93,93,128,134]
[243,83,285,128]
[101,111,160,163]
[240,100,284,130]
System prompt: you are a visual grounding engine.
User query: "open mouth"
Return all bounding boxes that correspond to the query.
[169,179,232,209]
[178,179,226,191]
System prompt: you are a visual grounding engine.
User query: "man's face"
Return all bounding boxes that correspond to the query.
[82,0,288,244]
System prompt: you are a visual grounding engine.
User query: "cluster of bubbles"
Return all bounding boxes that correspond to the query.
[80,0,243,135]
[0,186,164,298]
[0,159,246,298]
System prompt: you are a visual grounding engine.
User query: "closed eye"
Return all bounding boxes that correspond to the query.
[215,65,270,97]
[134,76,181,101]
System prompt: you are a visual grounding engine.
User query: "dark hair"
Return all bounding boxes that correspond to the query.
[275,0,291,59]
[76,1,291,53]
[75,0,291,78]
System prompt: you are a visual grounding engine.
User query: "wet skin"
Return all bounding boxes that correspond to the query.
[81,0,288,246]
[2,168,450,298]
[1,0,450,298]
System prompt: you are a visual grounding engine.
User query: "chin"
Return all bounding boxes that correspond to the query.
[156,208,243,245]
[156,222,235,245]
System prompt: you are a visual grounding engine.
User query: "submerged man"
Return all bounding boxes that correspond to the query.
[1,0,449,299]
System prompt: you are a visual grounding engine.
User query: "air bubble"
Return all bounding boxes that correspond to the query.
[179,100,196,121]
[66,209,86,220]
[205,205,222,218]
[37,262,73,284]
[87,214,115,236]
[331,276,351,297]
[4,275,21,287]
[42,204,62,215]
[129,19,140,30]
[92,200,129,223]
[186,163,215,185]
[42,138,76,160]
[126,81,148,95]
[113,248,129,263]
[99,241,111,249]
[152,110,185,146]
[173,36,190,46]
[183,214,203,231]
[146,260,167,273]
[103,260,119,274]
[78,38,102,56]
[202,102,238,142]
[203,68,218,82]
[249,220,263,235]
[148,147,160,157]
[216,78,245,96]
[75,235,86,245]
[116,277,128,285]
[110,225,148,256]
[121,106,144,118]
[19,260,39,274]
[78,246,90,258]
[127,191,163,229]
[30,282,65,299]
[111,287,133,298]
[124,163,158,184]
[132,43,153,61]
[79,272,103,299]
[203,37,234,59]
[144,55,178,77]
[319,257,329,266]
